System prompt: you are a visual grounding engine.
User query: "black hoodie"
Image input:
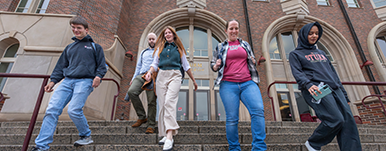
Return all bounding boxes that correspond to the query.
[50,35,107,83]
[288,22,350,102]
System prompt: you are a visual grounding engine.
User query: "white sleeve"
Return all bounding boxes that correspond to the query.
[181,53,191,71]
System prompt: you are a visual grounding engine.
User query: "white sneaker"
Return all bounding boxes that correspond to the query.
[159,137,167,145]
[305,141,321,151]
[163,139,173,151]
[74,136,94,147]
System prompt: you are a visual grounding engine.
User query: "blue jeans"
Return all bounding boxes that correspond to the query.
[35,78,94,150]
[220,80,267,151]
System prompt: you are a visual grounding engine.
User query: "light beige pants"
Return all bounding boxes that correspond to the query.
[156,69,181,137]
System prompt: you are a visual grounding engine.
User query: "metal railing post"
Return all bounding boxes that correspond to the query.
[21,77,49,151]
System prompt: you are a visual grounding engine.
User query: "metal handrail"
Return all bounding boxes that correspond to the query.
[0,73,119,151]
[267,81,386,121]
[103,78,120,120]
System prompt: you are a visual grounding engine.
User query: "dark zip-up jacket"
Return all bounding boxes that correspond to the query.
[50,35,107,83]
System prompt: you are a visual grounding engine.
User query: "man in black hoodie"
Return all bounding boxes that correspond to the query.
[31,16,107,151]
[289,22,361,151]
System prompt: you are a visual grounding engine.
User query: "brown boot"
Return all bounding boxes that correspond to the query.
[145,127,155,134]
[132,118,147,127]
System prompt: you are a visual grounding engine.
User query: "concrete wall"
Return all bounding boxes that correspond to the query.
[0,12,126,121]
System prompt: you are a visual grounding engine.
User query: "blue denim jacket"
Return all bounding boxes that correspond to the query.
[210,38,260,86]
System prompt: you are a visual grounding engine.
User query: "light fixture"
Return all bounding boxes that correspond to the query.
[360,60,373,69]
[125,51,133,61]
[258,55,266,65]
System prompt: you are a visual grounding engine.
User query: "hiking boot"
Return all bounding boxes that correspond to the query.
[131,118,147,127]
[74,136,94,147]
[145,127,155,134]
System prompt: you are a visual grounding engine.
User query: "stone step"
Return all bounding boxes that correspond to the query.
[1,133,385,145]
[3,120,385,129]
[0,143,384,151]
[1,121,319,127]
[2,125,386,136]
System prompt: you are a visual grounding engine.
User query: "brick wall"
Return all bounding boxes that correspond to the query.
[0,0,19,11]
[357,101,386,125]
[115,0,179,120]
[242,0,287,121]
[114,0,385,121]
[2,0,385,123]
[46,0,122,49]
[308,0,383,93]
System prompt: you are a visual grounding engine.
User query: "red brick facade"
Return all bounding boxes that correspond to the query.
[0,0,19,11]
[1,0,385,123]
[45,0,122,49]
[358,101,386,125]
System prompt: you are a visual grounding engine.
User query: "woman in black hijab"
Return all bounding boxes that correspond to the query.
[289,22,362,151]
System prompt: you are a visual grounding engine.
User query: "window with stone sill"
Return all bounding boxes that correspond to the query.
[317,0,330,6]
[175,26,220,121]
[0,44,18,91]
[269,31,332,121]
[375,36,386,68]
[373,0,386,8]
[347,0,360,8]
[16,0,50,14]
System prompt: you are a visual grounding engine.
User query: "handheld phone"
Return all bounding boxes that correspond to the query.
[312,84,332,101]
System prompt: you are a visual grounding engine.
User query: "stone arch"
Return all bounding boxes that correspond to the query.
[367,22,386,82]
[262,13,369,120]
[0,31,27,56]
[137,8,227,53]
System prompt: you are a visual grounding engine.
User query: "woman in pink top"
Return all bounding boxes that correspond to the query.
[210,19,266,151]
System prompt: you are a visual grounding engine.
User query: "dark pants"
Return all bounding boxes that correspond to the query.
[302,88,362,151]
[127,74,157,128]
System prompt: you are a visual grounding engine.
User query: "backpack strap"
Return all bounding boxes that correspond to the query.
[91,42,96,52]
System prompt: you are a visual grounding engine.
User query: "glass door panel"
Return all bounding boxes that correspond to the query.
[277,92,294,121]
[176,27,190,55]
[195,91,209,121]
[177,90,188,120]
[215,91,225,120]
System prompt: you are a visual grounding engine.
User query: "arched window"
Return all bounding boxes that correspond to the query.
[372,0,386,7]
[174,26,221,121]
[0,44,18,91]
[374,36,386,67]
[268,31,333,121]
[134,8,228,121]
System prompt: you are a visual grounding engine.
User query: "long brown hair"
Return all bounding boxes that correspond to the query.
[153,26,186,58]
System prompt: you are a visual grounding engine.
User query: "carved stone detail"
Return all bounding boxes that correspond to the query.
[177,0,206,9]
[280,0,309,15]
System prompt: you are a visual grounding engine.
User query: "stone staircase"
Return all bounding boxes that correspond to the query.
[0,120,385,151]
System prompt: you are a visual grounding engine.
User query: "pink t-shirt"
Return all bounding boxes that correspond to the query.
[222,40,251,82]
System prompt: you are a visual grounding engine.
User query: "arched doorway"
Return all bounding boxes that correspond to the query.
[262,13,369,121]
[130,8,235,121]
[367,22,386,83]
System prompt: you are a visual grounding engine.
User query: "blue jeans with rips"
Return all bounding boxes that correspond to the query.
[219,80,267,151]
[35,78,94,150]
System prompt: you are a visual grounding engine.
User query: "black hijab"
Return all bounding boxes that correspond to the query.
[295,22,323,50]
